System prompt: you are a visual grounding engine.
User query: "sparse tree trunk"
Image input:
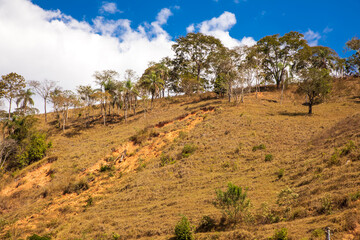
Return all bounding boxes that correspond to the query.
[241,87,244,103]
[308,96,313,114]
[280,80,285,104]
[44,98,47,122]
[8,98,12,120]
[103,103,106,126]
[228,82,232,103]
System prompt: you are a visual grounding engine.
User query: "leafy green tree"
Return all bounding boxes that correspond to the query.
[308,46,338,70]
[1,72,26,119]
[213,182,251,223]
[345,36,360,75]
[174,215,194,240]
[139,63,164,109]
[28,79,57,122]
[172,32,224,93]
[16,88,36,115]
[211,47,239,102]
[298,68,332,114]
[257,32,308,89]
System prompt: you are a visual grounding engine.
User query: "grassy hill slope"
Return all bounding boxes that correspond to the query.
[0,78,360,240]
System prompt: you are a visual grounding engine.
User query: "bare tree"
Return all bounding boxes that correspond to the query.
[0,139,17,170]
[28,79,57,122]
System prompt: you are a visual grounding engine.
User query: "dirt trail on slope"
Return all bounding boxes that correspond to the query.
[1,108,214,237]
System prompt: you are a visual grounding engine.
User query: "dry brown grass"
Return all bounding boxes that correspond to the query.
[0,78,359,239]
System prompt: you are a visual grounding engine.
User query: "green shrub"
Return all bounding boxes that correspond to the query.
[257,203,280,224]
[15,132,51,169]
[27,234,51,240]
[328,150,341,166]
[277,168,285,179]
[160,154,175,166]
[85,196,93,207]
[196,215,215,232]
[318,194,332,215]
[213,182,251,223]
[99,164,114,172]
[181,144,197,158]
[350,191,360,201]
[174,215,194,240]
[340,140,356,156]
[265,154,273,162]
[270,228,288,240]
[178,131,188,140]
[312,228,325,238]
[252,144,266,152]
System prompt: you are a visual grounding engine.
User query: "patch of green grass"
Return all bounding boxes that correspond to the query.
[181,143,197,158]
[252,144,266,152]
[265,154,273,162]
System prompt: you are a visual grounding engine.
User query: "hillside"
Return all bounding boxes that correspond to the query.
[0,78,360,240]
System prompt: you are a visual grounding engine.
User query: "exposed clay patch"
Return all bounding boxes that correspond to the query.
[1,163,52,197]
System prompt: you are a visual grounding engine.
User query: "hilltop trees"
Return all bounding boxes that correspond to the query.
[1,72,26,120]
[16,88,36,115]
[257,32,308,89]
[28,79,57,122]
[172,32,224,93]
[345,36,360,75]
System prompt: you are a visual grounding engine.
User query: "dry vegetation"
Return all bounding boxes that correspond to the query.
[0,77,360,240]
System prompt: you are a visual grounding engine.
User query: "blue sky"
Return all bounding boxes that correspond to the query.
[30,0,359,56]
[0,0,359,110]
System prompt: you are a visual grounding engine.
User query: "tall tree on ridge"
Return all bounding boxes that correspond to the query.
[172,32,224,93]
[1,73,26,120]
[28,79,57,122]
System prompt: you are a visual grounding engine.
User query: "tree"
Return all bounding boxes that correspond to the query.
[0,139,17,170]
[77,85,96,127]
[174,216,194,240]
[16,88,36,115]
[308,46,338,70]
[93,70,119,121]
[1,72,26,120]
[213,182,251,223]
[345,36,360,75]
[257,32,308,89]
[298,68,332,114]
[172,32,224,93]
[28,79,57,122]
[139,64,164,109]
[211,47,239,102]
[50,89,76,131]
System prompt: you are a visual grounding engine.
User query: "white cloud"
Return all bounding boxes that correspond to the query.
[304,29,321,46]
[156,8,172,25]
[0,0,174,111]
[100,2,121,14]
[323,26,333,34]
[186,24,195,33]
[193,11,256,48]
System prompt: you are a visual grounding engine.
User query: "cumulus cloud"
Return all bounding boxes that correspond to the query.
[304,29,321,46]
[186,24,195,33]
[0,0,175,112]
[187,11,256,48]
[100,2,122,14]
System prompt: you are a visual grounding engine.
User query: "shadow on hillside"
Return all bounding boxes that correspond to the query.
[278,111,308,116]
[181,95,218,106]
[186,101,222,111]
